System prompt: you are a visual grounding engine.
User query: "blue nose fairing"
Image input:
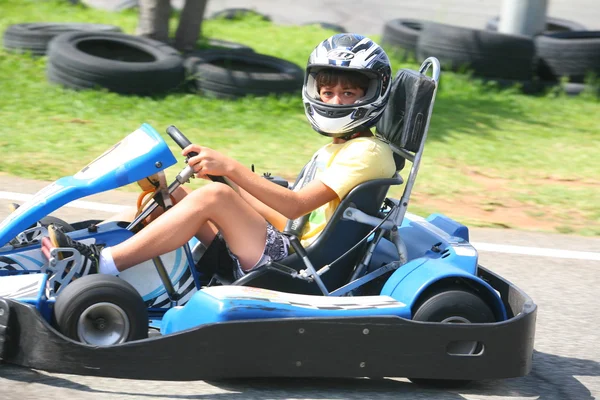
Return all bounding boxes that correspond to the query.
[0,124,177,247]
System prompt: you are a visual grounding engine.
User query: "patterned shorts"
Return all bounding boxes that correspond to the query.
[226,222,290,280]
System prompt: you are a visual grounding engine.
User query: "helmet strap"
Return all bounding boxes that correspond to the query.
[341,130,371,141]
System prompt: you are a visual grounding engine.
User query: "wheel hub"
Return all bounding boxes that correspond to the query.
[77,302,130,346]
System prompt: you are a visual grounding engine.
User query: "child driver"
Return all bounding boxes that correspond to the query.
[42,33,397,284]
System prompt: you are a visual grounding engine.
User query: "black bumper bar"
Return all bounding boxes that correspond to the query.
[0,266,536,381]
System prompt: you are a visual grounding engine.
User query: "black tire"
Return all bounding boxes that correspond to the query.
[412,289,495,323]
[534,31,600,82]
[417,22,536,80]
[39,216,75,233]
[303,22,347,33]
[381,19,424,59]
[47,31,185,95]
[8,203,75,233]
[54,274,148,345]
[184,50,304,98]
[409,288,496,388]
[485,16,586,33]
[208,8,271,22]
[197,38,254,53]
[2,23,122,55]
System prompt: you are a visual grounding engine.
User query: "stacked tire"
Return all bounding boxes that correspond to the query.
[534,31,600,83]
[487,16,600,92]
[47,32,186,96]
[184,50,304,99]
[484,16,587,33]
[381,19,424,60]
[382,16,599,96]
[3,22,122,55]
[416,22,536,81]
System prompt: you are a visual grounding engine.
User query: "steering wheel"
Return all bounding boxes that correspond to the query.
[166,125,227,185]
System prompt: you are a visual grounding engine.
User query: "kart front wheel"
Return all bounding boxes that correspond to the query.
[54,275,148,345]
[409,288,496,387]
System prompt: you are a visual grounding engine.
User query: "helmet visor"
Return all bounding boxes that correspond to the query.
[304,66,381,108]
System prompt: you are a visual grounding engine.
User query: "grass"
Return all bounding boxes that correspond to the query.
[0,0,599,236]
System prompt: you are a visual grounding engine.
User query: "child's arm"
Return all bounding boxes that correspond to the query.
[224,177,288,231]
[183,144,338,220]
[227,158,337,221]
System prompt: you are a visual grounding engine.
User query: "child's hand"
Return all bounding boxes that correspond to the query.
[183,145,232,178]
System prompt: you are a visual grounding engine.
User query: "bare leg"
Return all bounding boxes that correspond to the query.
[102,186,191,225]
[109,183,268,272]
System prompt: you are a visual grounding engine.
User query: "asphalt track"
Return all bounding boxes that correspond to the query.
[2,2,600,397]
[81,0,600,35]
[0,174,599,399]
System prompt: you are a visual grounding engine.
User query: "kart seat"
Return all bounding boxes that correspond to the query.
[217,61,439,296]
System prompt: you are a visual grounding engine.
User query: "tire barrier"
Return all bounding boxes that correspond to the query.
[208,8,271,22]
[198,38,254,53]
[184,50,304,99]
[416,22,536,81]
[377,16,598,95]
[47,31,185,96]
[485,16,586,33]
[2,23,122,55]
[534,31,600,82]
[381,19,424,59]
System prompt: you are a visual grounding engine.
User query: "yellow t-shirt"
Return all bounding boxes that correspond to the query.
[298,136,397,247]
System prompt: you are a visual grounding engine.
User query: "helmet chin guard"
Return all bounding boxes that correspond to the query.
[302,34,392,138]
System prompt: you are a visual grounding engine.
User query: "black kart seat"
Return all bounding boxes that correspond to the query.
[376,68,436,154]
[235,176,403,294]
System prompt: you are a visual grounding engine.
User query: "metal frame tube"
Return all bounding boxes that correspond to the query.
[391,57,441,228]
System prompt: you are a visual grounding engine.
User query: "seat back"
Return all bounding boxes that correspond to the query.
[234,58,441,295]
[375,67,437,153]
[242,176,403,294]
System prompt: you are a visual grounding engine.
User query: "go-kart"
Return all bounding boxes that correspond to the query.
[0,58,536,384]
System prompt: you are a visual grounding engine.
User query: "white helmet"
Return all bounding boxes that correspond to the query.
[302,33,392,138]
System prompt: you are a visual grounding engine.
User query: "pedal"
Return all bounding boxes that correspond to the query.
[10,224,47,247]
[43,247,83,296]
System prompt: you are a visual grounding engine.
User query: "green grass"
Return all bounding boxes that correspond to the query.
[1,0,599,236]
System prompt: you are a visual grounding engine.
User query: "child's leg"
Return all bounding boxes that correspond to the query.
[109,182,268,272]
[101,185,192,225]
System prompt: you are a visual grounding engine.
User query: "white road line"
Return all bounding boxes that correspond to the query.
[0,191,129,213]
[472,242,600,261]
[2,191,599,261]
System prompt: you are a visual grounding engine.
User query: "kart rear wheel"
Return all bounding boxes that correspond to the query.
[409,288,495,388]
[54,275,148,345]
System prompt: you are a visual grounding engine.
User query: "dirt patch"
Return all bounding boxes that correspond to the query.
[411,168,600,235]
[465,167,600,189]
[412,193,557,230]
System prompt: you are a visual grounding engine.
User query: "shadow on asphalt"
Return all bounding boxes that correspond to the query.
[1,350,598,399]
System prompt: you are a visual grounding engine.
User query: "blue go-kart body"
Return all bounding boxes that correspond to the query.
[0,59,536,384]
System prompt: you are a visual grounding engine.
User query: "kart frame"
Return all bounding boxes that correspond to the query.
[0,265,535,381]
[0,57,537,382]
